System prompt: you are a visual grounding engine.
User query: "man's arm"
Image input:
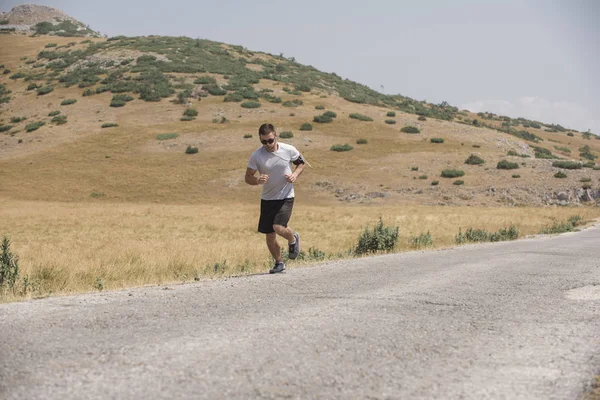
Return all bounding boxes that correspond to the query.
[285,157,306,183]
[245,168,269,185]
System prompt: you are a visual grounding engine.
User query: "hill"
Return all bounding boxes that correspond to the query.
[0,4,100,37]
[0,32,598,208]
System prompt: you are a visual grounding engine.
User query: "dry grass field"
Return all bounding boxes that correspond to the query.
[1,34,600,302]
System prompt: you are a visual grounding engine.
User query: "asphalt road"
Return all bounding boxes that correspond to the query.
[1,226,600,400]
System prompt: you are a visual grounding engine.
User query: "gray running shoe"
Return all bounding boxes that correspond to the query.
[269,261,286,274]
[288,232,300,260]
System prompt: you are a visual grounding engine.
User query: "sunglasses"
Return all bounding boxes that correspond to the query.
[260,138,276,145]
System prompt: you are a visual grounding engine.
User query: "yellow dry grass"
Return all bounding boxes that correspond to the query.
[1,198,599,302]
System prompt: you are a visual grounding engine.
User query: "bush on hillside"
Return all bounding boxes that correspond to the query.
[330,144,354,152]
[497,160,519,170]
[299,123,313,131]
[241,101,261,108]
[386,111,396,117]
[552,161,582,169]
[441,169,465,178]
[101,123,118,128]
[554,171,567,178]
[323,111,337,118]
[430,138,444,143]
[349,113,373,121]
[401,126,420,133]
[185,145,199,154]
[37,86,53,95]
[61,99,77,106]
[385,119,396,124]
[25,121,45,132]
[51,115,67,125]
[313,115,333,123]
[183,108,198,117]
[356,138,368,144]
[465,154,485,165]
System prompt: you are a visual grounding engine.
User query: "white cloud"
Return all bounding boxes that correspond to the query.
[461,97,599,135]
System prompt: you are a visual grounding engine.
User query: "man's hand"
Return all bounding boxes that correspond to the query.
[258,174,269,185]
[284,173,296,183]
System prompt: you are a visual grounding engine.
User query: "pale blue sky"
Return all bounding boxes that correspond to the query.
[2,0,598,133]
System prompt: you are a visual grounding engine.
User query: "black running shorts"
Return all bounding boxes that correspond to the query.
[258,198,294,234]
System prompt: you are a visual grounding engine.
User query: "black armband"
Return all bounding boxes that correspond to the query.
[293,155,305,166]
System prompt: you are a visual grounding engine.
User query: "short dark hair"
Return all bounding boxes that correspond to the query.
[259,123,276,136]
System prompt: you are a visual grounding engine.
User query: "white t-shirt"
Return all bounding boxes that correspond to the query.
[248,142,301,200]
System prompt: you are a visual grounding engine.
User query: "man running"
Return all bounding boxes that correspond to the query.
[245,123,306,273]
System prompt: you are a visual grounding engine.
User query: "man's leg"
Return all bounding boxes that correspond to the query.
[272,224,295,244]
[266,232,282,263]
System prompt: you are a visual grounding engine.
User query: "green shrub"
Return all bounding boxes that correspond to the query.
[224,92,243,102]
[0,237,20,292]
[51,115,67,125]
[410,231,432,249]
[386,111,396,117]
[45,43,58,48]
[194,76,216,85]
[554,171,567,178]
[203,84,227,96]
[356,138,368,144]
[82,89,95,96]
[580,177,592,182]
[512,174,520,178]
[418,175,428,180]
[9,72,26,80]
[101,123,118,128]
[349,113,373,122]
[295,83,311,92]
[25,121,45,132]
[567,132,574,137]
[37,86,53,95]
[279,131,293,139]
[185,145,199,154]
[299,123,313,131]
[418,116,427,121]
[552,161,582,169]
[315,105,325,110]
[180,116,195,121]
[453,180,464,185]
[531,145,556,159]
[10,117,26,123]
[241,101,261,108]
[540,216,583,234]
[355,218,399,255]
[330,144,354,152]
[60,98,77,106]
[282,99,303,107]
[441,169,465,178]
[313,115,333,123]
[465,154,485,165]
[401,126,420,133]
[110,99,126,107]
[583,161,596,168]
[243,134,252,139]
[0,125,13,133]
[385,119,396,125]
[430,138,444,143]
[156,133,179,140]
[497,160,519,170]
[431,180,439,186]
[323,111,337,118]
[456,225,519,243]
[26,83,39,91]
[411,166,419,171]
[183,108,198,117]
[48,111,60,117]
